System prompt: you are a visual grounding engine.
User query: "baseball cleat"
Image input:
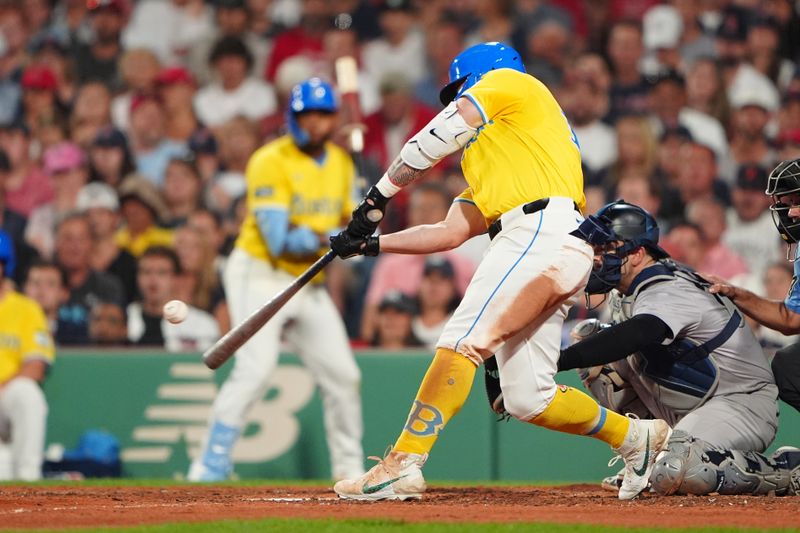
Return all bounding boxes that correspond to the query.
[601,467,624,492]
[614,417,671,500]
[333,450,427,501]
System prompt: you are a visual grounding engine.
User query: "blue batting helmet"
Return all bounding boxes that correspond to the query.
[572,200,668,294]
[0,230,15,279]
[439,42,526,106]
[286,78,338,147]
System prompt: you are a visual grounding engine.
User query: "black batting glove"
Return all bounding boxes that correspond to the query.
[330,231,380,259]
[347,186,390,238]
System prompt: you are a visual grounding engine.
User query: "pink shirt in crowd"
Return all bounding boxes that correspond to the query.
[365,252,476,306]
[700,243,750,281]
[5,167,54,217]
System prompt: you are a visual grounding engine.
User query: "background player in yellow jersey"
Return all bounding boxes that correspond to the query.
[188,78,364,482]
[0,230,55,480]
[330,43,670,501]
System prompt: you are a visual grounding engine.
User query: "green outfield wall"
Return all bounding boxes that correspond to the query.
[43,350,800,481]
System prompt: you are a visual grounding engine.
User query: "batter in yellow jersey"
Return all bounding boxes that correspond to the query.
[331,43,668,503]
[188,78,365,483]
[235,135,355,278]
[0,291,54,384]
[456,68,585,225]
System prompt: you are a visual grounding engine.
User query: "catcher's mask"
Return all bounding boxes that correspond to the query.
[572,200,669,295]
[766,159,800,255]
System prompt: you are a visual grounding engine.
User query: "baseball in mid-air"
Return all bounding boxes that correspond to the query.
[163,299,189,324]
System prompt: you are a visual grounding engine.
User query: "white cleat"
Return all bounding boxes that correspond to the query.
[601,467,624,492]
[333,450,427,501]
[614,417,671,500]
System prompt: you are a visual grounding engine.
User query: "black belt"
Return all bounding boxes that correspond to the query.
[487,198,578,240]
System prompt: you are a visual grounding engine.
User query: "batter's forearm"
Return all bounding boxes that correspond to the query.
[380,223,463,254]
[385,156,427,189]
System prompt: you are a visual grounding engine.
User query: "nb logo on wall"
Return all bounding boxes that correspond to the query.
[121,362,315,471]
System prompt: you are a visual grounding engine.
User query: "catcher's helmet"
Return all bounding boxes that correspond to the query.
[573,200,668,294]
[286,78,338,148]
[0,230,15,278]
[439,42,525,106]
[765,159,800,244]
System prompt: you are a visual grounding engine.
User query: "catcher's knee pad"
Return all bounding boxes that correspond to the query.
[582,365,650,419]
[651,430,718,496]
[714,450,794,496]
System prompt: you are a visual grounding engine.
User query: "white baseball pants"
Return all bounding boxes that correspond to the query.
[0,377,48,480]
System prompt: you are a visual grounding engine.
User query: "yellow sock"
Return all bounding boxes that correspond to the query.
[394,348,477,455]
[529,385,630,448]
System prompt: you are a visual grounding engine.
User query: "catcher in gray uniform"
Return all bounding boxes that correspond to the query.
[487,200,800,496]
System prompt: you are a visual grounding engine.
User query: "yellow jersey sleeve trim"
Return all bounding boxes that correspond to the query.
[463,93,488,125]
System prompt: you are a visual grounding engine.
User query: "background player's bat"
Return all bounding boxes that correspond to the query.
[202,250,336,369]
[335,56,364,156]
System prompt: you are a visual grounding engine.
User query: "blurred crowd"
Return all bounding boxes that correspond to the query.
[3,0,800,352]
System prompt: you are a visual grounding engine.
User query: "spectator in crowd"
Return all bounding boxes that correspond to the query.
[747,15,794,90]
[523,19,571,88]
[188,128,220,186]
[412,256,460,351]
[88,126,135,188]
[724,164,783,278]
[0,122,53,218]
[614,175,663,228]
[685,197,749,281]
[115,174,173,257]
[127,245,219,352]
[30,33,76,111]
[563,76,616,181]
[19,65,62,139]
[194,36,277,128]
[69,81,112,147]
[23,260,68,337]
[363,0,426,86]
[594,115,657,191]
[173,224,227,332]
[362,182,475,341]
[321,25,380,117]
[415,17,464,109]
[187,208,226,260]
[156,67,199,144]
[671,0,716,65]
[0,230,54,481]
[662,221,705,270]
[363,73,437,181]
[685,57,731,128]
[122,0,214,67]
[163,156,202,228]
[606,20,650,121]
[73,0,125,87]
[77,182,137,305]
[88,300,128,346]
[777,127,800,161]
[778,89,800,137]
[675,140,730,208]
[54,213,124,345]
[466,0,514,47]
[128,93,188,186]
[110,48,161,132]
[190,0,271,84]
[371,290,423,350]
[26,142,88,259]
[721,86,779,183]
[209,117,257,214]
[0,6,25,127]
[264,0,329,81]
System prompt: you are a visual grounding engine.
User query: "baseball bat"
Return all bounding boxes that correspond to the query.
[202,250,336,369]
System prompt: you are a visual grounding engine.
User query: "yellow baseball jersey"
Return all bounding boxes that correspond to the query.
[456,68,585,225]
[235,135,356,277]
[0,291,55,384]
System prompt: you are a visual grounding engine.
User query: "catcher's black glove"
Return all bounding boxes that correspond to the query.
[346,185,389,238]
[484,356,510,421]
[329,230,379,259]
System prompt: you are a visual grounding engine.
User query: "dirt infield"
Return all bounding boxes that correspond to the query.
[1,484,799,530]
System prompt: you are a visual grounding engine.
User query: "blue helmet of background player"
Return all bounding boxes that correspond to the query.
[765,158,800,245]
[286,78,338,148]
[573,200,669,294]
[0,230,15,279]
[439,42,526,106]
